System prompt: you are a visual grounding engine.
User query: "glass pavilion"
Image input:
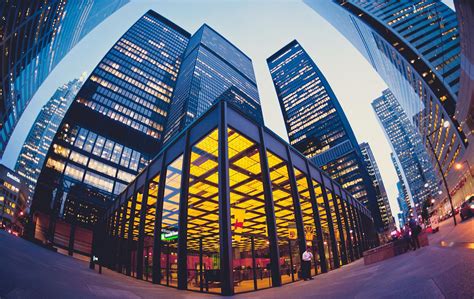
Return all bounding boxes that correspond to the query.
[91,101,378,295]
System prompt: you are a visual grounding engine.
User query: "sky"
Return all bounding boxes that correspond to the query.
[1,0,457,222]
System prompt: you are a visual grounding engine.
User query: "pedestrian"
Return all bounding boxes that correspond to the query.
[409,218,421,250]
[302,247,313,281]
[402,224,411,252]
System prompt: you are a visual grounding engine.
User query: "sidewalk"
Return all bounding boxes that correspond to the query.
[0,217,472,298]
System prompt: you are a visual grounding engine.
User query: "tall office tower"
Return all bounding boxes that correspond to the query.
[30,11,190,254]
[373,90,439,212]
[0,0,128,157]
[359,142,393,231]
[164,24,262,142]
[15,77,85,210]
[267,40,383,230]
[305,0,469,191]
[392,153,411,225]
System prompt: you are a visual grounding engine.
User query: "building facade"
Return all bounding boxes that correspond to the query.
[15,77,85,210]
[0,0,128,156]
[0,164,27,234]
[373,90,439,212]
[359,142,394,231]
[267,40,383,230]
[163,24,262,142]
[305,0,470,205]
[30,10,190,258]
[92,101,377,296]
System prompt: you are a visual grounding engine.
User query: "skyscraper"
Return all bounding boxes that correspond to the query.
[164,24,262,142]
[373,90,439,211]
[305,0,468,190]
[15,77,85,210]
[30,10,190,255]
[359,142,393,231]
[0,0,128,156]
[267,40,383,230]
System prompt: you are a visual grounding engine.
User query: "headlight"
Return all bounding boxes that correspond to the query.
[470,204,474,209]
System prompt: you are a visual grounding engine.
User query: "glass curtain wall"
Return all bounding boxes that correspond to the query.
[267,151,300,285]
[160,156,183,287]
[228,128,271,293]
[315,182,335,270]
[294,168,321,276]
[185,129,220,293]
[143,174,159,282]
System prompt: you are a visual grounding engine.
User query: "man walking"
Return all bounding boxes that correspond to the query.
[302,247,313,281]
[409,218,421,250]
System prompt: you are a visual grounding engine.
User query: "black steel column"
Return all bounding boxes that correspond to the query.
[152,151,168,284]
[347,204,360,259]
[304,161,327,273]
[257,126,281,287]
[359,212,368,251]
[352,205,364,258]
[285,147,307,267]
[329,185,348,265]
[251,236,257,290]
[136,169,150,280]
[112,202,121,270]
[320,180,340,269]
[177,130,191,290]
[68,223,76,256]
[126,191,138,277]
[199,237,204,292]
[340,198,354,262]
[218,102,234,295]
[118,203,128,274]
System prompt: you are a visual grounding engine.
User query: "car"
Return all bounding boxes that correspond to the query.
[460,196,474,221]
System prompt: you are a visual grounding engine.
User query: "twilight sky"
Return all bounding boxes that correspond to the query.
[1,0,456,222]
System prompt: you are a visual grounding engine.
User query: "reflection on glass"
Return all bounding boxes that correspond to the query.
[336,194,350,262]
[327,189,342,267]
[160,156,183,287]
[314,181,333,270]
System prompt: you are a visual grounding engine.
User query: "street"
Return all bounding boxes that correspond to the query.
[0,217,472,299]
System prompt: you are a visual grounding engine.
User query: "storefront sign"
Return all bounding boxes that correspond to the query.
[161,230,178,241]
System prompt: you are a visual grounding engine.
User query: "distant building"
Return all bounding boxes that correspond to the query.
[30,10,190,257]
[373,90,439,212]
[0,164,27,233]
[0,0,128,156]
[359,142,394,231]
[305,0,471,213]
[267,40,383,230]
[15,77,85,210]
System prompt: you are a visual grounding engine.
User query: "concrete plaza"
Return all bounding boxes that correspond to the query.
[0,217,472,299]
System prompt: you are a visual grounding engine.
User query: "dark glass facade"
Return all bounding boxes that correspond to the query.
[267,40,383,230]
[373,89,439,216]
[15,77,84,210]
[92,102,377,296]
[0,0,128,156]
[164,24,262,142]
[29,10,190,258]
[305,0,467,184]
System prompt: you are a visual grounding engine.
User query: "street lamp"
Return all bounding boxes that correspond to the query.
[425,120,457,226]
[454,160,473,176]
